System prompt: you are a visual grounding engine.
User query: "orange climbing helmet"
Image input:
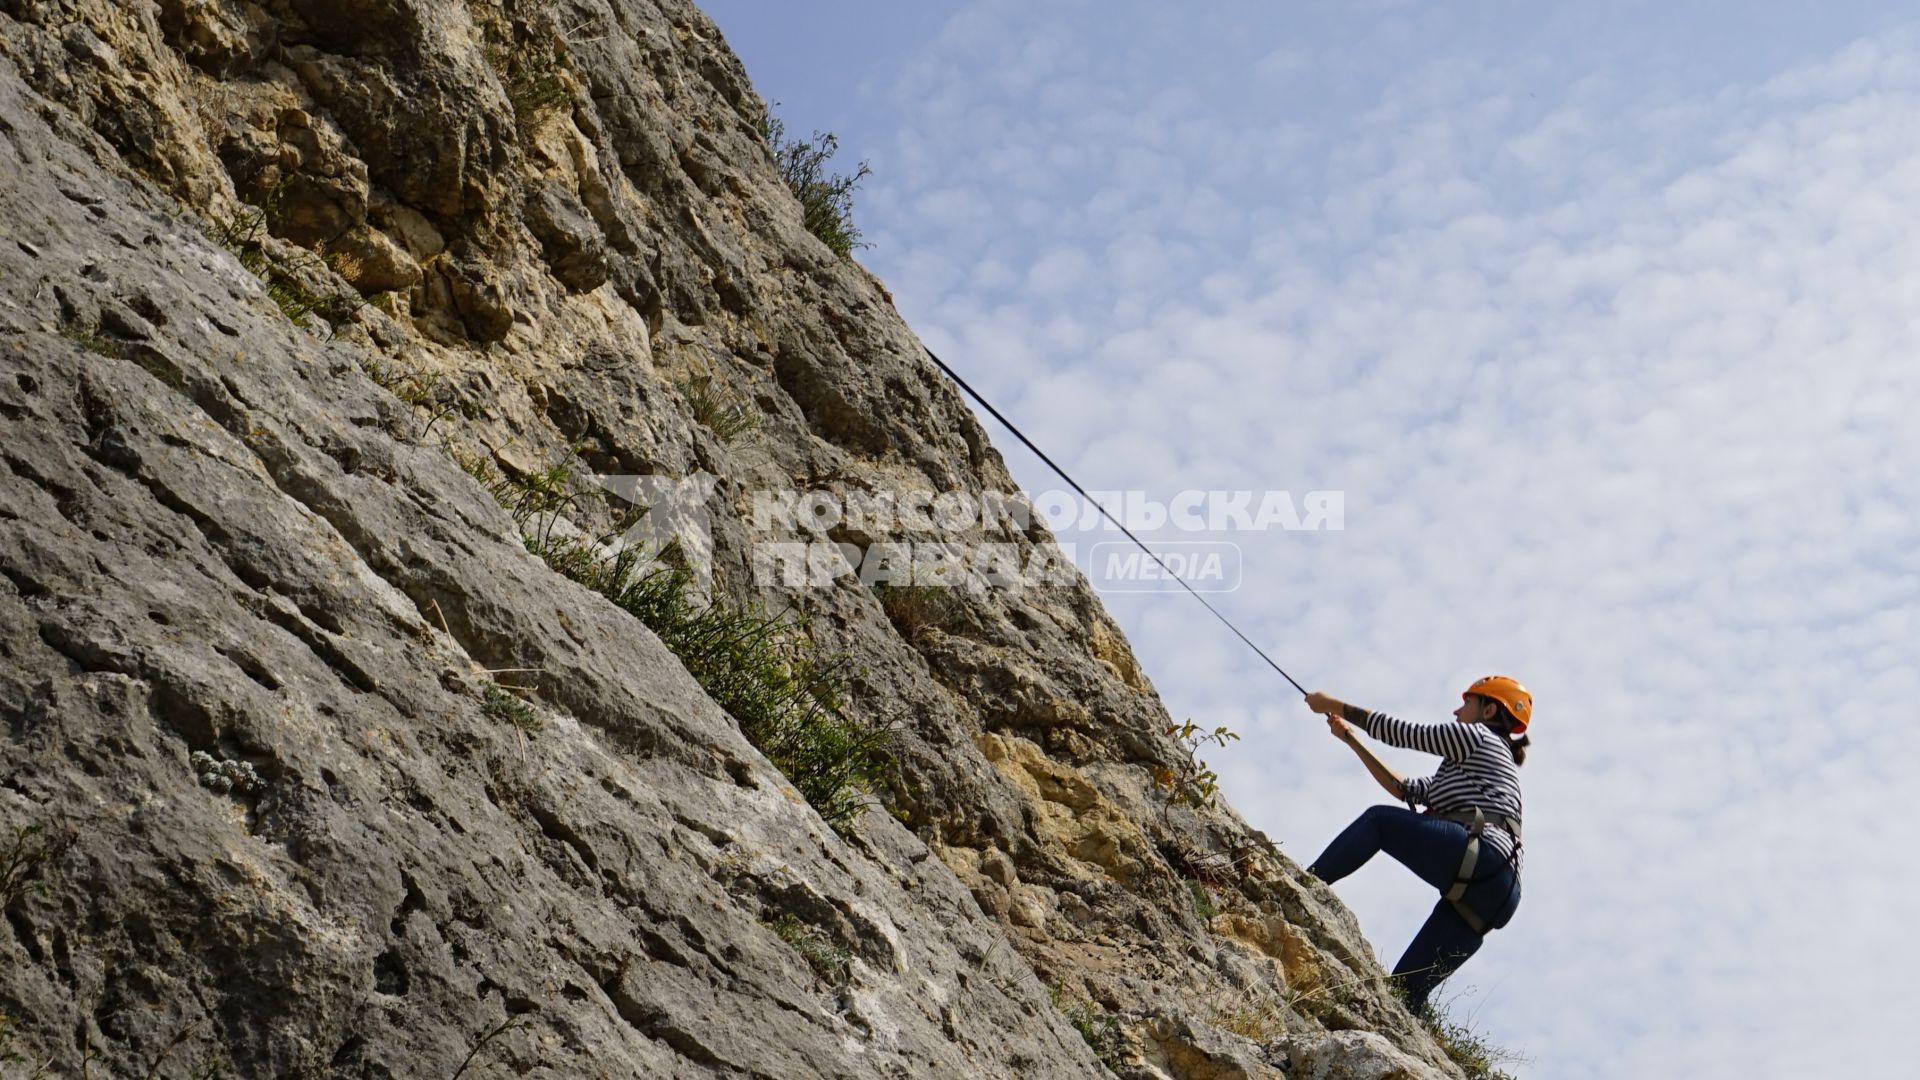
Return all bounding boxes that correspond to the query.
[1464,675,1532,732]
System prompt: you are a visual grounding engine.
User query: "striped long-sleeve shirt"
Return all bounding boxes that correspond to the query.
[1358,710,1524,864]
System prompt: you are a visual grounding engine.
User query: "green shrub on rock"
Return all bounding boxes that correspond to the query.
[761,111,871,258]
[488,467,894,828]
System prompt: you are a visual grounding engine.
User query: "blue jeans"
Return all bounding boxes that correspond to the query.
[1307,805,1521,1013]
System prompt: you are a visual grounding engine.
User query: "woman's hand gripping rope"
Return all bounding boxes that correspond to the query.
[1306,690,1404,800]
[1304,691,1358,744]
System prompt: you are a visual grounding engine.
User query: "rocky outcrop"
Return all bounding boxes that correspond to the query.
[0,1,1476,1076]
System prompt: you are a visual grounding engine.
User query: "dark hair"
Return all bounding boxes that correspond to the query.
[1478,698,1530,766]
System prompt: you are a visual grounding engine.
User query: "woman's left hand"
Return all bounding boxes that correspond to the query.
[1326,715,1356,744]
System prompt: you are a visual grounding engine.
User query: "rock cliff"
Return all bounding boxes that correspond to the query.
[0,1,1479,1076]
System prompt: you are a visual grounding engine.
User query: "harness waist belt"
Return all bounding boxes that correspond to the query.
[1432,807,1522,936]
[1430,808,1522,844]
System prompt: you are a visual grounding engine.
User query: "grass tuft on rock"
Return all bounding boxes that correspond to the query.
[1048,985,1125,1068]
[1186,878,1217,922]
[483,681,542,734]
[1419,1000,1525,1080]
[767,914,852,985]
[472,0,573,134]
[873,582,962,641]
[57,320,120,358]
[677,373,760,444]
[1206,991,1285,1042]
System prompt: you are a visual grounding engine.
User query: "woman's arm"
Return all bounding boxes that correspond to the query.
[1325,715,1408,801]
[1305,691,1371,727]
[1305,691,1474,761]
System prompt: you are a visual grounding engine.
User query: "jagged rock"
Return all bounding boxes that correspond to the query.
[264,106,370,247]
[371,191,446,259]
[154,0,265,76]
[983,845,1020,888]
[524,181,611,293]
[443,256,516,341]
[1286,1031,1452,1080]
[1131,1012,1278,1080]
[328,222,421,294]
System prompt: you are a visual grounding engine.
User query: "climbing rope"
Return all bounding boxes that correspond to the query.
[922,346,1308,696]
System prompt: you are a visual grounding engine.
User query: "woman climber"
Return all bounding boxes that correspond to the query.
[1302,677,1530,1015]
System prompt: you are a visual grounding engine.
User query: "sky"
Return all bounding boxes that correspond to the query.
[701,3,1920,1076]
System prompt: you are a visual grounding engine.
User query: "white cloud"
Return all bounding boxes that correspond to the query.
[1025,246,1094,296]
[854,7,1920,1077]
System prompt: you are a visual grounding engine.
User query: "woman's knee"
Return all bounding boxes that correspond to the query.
[1359,803,1411,828]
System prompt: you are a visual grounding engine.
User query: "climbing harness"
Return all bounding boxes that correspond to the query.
[922,346,1307,695]
[1430,807,1523,935]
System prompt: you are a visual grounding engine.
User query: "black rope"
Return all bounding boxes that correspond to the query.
[923,346,1308,696]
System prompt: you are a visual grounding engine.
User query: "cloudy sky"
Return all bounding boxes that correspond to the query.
[702,3,1920,1076]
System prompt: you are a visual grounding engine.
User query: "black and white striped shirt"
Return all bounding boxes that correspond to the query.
[1360,711,1524,864]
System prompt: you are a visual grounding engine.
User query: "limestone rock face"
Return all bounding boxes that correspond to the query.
[1287,1032,1454,1080]
[0,1,1479,1076]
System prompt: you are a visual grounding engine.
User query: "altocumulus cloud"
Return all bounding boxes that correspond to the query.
[855,8,1920,1079]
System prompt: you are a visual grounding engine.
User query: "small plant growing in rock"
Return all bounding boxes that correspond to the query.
[206,177,284,262]
[1186,878,1217,922]
[203,180,365,330]
[449,444,502,487]
[450,1015,525,1080]
[477,4,572,134]
[57,319,120,359]
[503,44,570,129]
[1048,985,1123,1067]
[1206,991,1286,1042]
[1418,999,1525,1080]
[872,582,962,642]
[1151,720,1239,814]
[767,914,852,985]
[1152,762,1257,883]
[761,111,871,258]
[191,751,264,795]
[0,824,72,910]
[482,681,542,734]
[1162,834,1262,890]
[0,1007,52,1077]
[138,1021,229,1080]
[358,355,434,406]
[486,462,599,542]
[676,373,760,444]
[1280,966,1406,1027]
[356,356,487,438]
